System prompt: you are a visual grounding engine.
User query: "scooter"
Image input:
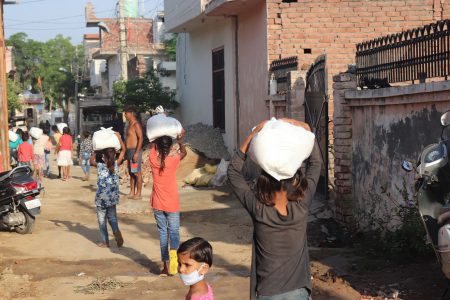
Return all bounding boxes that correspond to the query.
[402,110,450,298]
[0,166,42,234]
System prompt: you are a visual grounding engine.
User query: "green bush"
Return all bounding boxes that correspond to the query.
[113,75,178,113]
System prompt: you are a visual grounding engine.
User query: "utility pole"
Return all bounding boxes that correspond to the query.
[118,0,128,80]
[0,1,10,171]
[74,47,80,136]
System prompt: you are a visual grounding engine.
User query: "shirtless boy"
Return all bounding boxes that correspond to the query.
[124,106,144,199]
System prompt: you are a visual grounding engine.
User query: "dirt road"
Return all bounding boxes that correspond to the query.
[0,155,447,300]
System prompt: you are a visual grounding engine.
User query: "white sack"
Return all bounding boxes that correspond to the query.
[248,119,315,181]
[29,127,43,139]
[92,127,121,151]
[146,114,182,142]
[56,123,68,133]
[9,130,18,142]
[211,159,230,187]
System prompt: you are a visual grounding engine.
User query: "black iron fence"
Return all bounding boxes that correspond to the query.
[356,20,450,88]
[270,56,298,92]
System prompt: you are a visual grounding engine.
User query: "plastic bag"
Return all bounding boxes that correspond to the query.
[195,173,214,187]
[146,114,182,142]
[92,127,121,151]
[211,159,230,187]
[8,130,18,142]
[184,168,207,185]
[56,123,68,133]
[248,118,315,181]
[29,127,43,139]
[204,164,218,174]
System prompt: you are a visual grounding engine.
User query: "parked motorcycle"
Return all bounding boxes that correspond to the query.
[402,110,450,296]
[0,166,42,234]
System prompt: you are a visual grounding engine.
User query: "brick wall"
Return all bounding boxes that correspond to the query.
[266,0,449,200]
[100,18,154,52]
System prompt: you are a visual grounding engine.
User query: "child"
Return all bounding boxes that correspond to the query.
[177,237,214,300]
[17,132,34,168]
[43,128,52,177]
[33,128,50,181]
[79,131,93,181]
[89,132,126,248]
[51,125,62,178]
[227,119,321,300]
[56,127,73,181]
[149,132,187,276]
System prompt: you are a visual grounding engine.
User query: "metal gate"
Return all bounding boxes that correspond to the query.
[304,55,329,198]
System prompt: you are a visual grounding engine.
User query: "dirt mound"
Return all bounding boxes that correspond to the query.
[183,123,231,160]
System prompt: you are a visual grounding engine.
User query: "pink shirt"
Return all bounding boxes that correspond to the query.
[186,284,214,300]
[18,142,34,162]
[59,134,72,151]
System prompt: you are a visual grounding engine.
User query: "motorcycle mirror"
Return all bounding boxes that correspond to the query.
[441,110,450,127]
[402,160,414,172]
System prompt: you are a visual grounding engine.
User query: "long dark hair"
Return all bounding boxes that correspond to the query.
[103,148,116,174]
[256,169,308,206]
[154,136,173,174]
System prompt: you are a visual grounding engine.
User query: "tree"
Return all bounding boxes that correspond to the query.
[6,33,85,122]
[7,78,22,114]
[163,35,177,61]
[113,74,178,113]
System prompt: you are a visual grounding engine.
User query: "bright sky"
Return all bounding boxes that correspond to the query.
[4,0,163,45]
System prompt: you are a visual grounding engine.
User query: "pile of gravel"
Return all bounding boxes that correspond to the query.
[183,123,231,160]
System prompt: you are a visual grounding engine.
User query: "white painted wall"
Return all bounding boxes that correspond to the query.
[107,55,121,96]
[90,59,106,88]
[237,1,268,143]
[176,18,236,151]
[164,0,206,32]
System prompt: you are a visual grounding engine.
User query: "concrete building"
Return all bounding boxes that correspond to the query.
[165,0,450,158]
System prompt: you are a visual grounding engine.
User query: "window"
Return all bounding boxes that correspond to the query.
[212,48,225,131]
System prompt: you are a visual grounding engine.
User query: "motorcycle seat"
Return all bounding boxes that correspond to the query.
[438,206,450,225]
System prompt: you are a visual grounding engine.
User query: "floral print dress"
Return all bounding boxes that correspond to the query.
[95,162,119,208]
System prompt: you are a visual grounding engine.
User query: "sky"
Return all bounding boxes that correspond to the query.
[4,0,163,45]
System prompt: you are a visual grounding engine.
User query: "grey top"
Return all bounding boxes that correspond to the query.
[227,143,321,298]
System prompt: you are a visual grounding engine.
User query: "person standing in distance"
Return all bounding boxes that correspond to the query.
[124,106,144,200]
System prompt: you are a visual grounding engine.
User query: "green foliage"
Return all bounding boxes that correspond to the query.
[6,33,85,116]
[354,181,433,263]
[7,78,22,113]
[113,75,177,113]
[163,35,177,61]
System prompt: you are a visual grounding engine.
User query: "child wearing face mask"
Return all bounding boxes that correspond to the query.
[177,237,214,300]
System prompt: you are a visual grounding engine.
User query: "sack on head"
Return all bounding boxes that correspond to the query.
[56,123,68,133]
[29,127,43,139]
[92,127,121,151]
[146,114,182,142]
[248,119,315,181]
[8,130,18,142]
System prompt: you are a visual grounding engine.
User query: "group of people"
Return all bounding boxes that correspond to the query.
[9,105,321,300]
[90,105,321,300]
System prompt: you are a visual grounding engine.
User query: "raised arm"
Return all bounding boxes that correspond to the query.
[228,121,267,214]
[177,128,187,161]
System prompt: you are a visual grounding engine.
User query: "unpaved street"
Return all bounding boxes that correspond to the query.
[0,155,446,300]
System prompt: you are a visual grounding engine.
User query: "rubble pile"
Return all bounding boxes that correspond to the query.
[183,123,231,160]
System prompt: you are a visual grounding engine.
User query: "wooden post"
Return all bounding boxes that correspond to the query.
[0,1,10,171]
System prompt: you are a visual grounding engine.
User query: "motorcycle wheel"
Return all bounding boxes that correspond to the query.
[14,210,35,234]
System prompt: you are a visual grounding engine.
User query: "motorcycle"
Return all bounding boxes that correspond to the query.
[402,110,450,297]
[0,166,42,234]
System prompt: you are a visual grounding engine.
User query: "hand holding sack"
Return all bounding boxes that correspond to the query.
[56,123,68,133]
[92,127,121,151]
[248,118,315,181]
[146,114,182,142]
[29,127,43,139]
